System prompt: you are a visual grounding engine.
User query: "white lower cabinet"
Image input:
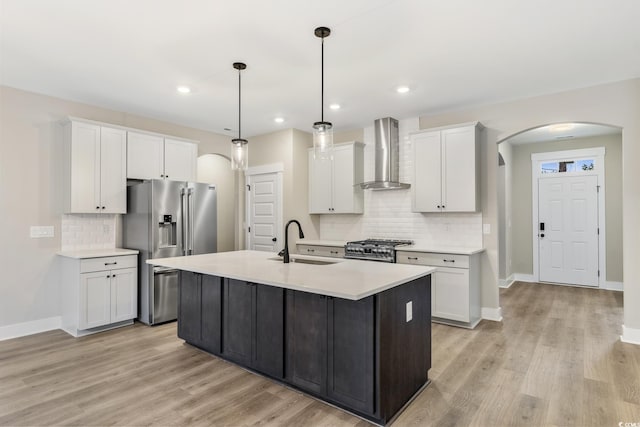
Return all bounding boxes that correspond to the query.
[296,244,345,258]
[60,253,138,337]
[397,250,481,328]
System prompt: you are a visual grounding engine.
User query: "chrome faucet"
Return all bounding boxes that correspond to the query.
[283,220,304,263]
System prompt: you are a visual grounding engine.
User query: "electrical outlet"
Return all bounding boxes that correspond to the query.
[483,223,491,235]
[406,301,413,322]
[30,226,54,238]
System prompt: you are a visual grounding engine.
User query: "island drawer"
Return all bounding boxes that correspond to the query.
[297,244,345,258]
[80,255,138,273]
[396,251,469,268]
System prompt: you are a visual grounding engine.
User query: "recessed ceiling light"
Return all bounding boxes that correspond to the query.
[274,117,285,124]
[396,86,410,94]
[329,103,341,110]
[550,123,574,132]
[176,85,191,94]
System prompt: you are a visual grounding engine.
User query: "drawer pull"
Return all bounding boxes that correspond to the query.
[407,257,418,260]
[443,259,455,263]
[104,262,117,266]
[307,249,315,253]
[330,251,339,254]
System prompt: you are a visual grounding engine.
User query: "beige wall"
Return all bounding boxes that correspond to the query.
[419,78,640,333]
[508,134,623,281]
[246,129,318,252]
[334,128,364,143]
[0,86,231,328]
[498,141,514,281]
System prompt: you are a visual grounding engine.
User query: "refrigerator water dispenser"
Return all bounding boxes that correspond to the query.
[158,214,177,248]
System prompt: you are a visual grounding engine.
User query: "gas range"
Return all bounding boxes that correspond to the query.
[344,239,413,263]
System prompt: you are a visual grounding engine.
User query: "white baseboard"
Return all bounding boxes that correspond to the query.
[499,275,515,289]
[0,316,61,341]
[603,281,623,291]
[481,307,503,322]
[621,325,640,346]
[513,273,536,283]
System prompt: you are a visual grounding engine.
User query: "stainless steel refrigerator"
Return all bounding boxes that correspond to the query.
[123,180,217,325]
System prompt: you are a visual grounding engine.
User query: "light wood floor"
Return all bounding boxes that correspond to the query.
[1,282,639,426]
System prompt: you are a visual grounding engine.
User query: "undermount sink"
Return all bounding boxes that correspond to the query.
[268,257,337,266]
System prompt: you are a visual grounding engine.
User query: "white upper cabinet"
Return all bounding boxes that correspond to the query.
[308,142,364,214]
[126,132,164,180]
[411,122,481,213]
[164,138,197,182]
[127,132,197,182]
[63,120,127,214]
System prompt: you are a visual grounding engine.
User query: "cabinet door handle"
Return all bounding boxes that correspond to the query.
[408,257,418,260]
[443,259,455,263]
[104,262,117,266]
[96,206,100,209]
[161,174,164,178]
[442,205,446,209]
[437,205,441,209]
[101,206,106,210]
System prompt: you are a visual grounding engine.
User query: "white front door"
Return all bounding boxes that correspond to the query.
[538,175,599,286]
[247,172,282,252]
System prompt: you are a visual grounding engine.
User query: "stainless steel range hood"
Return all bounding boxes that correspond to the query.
[359,117,410,190]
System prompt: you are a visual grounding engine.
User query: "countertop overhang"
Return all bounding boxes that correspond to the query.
[147,250,436,300]
[57,248,139,259]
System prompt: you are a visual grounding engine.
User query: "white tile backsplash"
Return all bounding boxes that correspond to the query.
[61,214,116,251]
[320,117,483,248]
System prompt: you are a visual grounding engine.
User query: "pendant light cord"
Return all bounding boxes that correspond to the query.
[238,69,242,140]
[321,37,324,123]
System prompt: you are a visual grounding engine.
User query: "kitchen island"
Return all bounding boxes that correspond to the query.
[148,250,436,425]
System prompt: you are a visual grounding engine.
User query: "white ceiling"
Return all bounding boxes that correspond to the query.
[1,0,639,138]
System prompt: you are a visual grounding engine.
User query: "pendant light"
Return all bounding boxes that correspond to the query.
[312,26,333,160]
[231,62,248,171]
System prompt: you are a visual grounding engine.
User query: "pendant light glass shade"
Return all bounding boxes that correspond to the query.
[231,138,248,170]
[231,62,248,171]
[313,27,333,160]
[313,121,333,160]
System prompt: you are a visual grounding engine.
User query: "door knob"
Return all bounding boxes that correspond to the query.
[272,237,277,242]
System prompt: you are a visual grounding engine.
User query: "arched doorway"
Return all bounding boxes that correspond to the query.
[496,122,622,290]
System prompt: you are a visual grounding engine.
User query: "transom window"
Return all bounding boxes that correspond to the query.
[540,158,595,174]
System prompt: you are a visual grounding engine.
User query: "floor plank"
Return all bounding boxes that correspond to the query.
[1,281,639,426]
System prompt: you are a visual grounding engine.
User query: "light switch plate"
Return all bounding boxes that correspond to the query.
[30,226,54,238]
[406,301,413,322]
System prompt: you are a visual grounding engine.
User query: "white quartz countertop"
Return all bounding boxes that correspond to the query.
[57,248,139,259]
[397,246,485,255]
[296,239,346,247]
[147,250,435,300]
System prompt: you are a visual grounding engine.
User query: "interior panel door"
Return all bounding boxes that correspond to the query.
[538,175,599,286]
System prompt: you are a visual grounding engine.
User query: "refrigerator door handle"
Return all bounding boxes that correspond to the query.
[188,187,194,255]
[180,187,187,256]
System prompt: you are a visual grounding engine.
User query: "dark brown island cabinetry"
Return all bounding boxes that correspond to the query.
[222,278,284,378]
[177,271,221,355]
[177,271,431,425]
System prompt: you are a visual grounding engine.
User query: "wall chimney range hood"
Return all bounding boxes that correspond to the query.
[359,117,410,190]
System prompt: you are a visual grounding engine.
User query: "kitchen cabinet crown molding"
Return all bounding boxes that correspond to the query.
[409,121,484,135]
[61,116,199,145]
